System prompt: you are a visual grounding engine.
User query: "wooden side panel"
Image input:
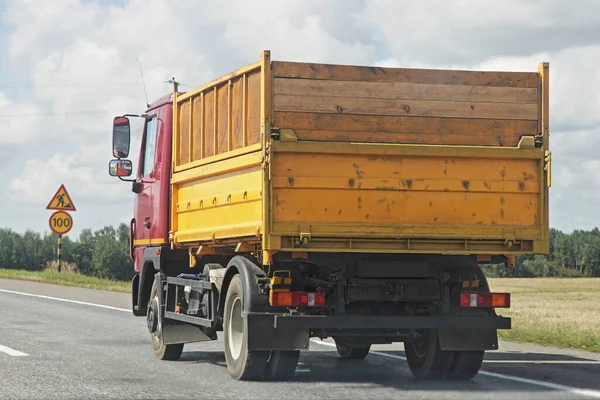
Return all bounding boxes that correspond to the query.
[272,61,540,147]
[173,66,263,170]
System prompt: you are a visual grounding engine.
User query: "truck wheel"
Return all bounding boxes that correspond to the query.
[447,350,485,380]
[335,342,371,360]
[264,350,300,380]
[149,279,184,361]
[405,329,453,380]
[223,274,270,380]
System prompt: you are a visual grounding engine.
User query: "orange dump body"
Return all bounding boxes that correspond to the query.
[170,51,550,257]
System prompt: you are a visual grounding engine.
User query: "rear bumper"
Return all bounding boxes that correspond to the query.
[244,312,511,330]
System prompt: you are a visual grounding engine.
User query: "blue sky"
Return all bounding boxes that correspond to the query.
[1,0,600,240]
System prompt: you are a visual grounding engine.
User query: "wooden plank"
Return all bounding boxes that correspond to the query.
[178,101,190,166]
[274,94,539,120]
[217,84,228,155]
[204,89,215,157]
[275,112,538,134]
[291,130,523,146]
[274,78,538,104]
[272,61,539,88]
[232,77,244,150]
[247,72,261,145]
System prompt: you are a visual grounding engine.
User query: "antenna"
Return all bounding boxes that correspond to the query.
[136,58,150,108]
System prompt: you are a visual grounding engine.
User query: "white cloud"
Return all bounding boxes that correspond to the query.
[1,0,600,234]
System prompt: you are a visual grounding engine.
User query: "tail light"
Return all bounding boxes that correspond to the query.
[460,292,510,308]
[269,291,326,307]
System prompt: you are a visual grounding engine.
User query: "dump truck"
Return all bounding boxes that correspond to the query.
[108,50,550,381]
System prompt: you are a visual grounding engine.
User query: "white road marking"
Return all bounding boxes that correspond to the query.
[1,287,599,398]
[483,360,600,365]
[310,340,600,399]
[0,344,28,357]
[0,289,130,313]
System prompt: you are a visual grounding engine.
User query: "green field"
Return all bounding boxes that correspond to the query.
[489,278,600,352]
[0,269,130,293]
[1,269,598,352]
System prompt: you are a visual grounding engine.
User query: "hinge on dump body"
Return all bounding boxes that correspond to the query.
[270,126,281,140]
[534,133,544,147]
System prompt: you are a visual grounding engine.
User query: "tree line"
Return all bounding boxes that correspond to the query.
[0,224,134,281]
[0,225,599,280]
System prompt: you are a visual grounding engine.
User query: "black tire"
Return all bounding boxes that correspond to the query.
[446,265,489,380]
[335,342,371,360]
[149,279,184,361]
[447,350,485,380]
[223,274,270,380]
[405,329,453,380]
[264,350,300,380]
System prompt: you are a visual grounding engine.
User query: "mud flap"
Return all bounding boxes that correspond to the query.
[437,328,498,351]
[246,315,309,351]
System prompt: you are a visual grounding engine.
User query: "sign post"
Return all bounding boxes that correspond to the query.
[46,185,76,272]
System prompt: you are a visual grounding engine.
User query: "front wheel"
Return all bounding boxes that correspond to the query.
[223,274,270,380]
[149,279,184,361]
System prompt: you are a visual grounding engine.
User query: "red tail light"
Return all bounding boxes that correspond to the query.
[460,292,510,308]
[270,291,326,307]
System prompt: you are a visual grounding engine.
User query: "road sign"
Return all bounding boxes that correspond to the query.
[48,211,73,235]
[46,184,76,211]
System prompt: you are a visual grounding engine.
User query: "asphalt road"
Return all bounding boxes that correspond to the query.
[1,279,599,400]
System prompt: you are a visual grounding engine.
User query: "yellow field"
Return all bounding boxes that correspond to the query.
[489,278,600,352]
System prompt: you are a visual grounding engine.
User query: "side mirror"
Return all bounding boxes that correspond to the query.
[109,159,133,177]
[112,116,131,158]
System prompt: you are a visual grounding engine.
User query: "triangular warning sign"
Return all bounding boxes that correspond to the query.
[46,184,76,211]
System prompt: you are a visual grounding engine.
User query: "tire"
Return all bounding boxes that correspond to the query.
[264,350,300,380]
[405,329,453,380]
[149,279,184,361]
[223,274,270,380]
[335,342,371,360]
[445,265,488,380]
[447,350,485,380]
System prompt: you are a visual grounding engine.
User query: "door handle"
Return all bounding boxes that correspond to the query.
[144,218,151,229]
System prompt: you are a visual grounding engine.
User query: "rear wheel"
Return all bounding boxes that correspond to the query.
[405,329,453,380]
[335,341,371,360]
[149,279,184,361]
[223,274,270,380]
[447,350,485,380]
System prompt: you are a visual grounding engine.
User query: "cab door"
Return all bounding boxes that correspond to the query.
[132,114,159,270]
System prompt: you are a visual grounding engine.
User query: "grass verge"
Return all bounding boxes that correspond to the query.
[489,278,600,353]
[0,268,130,293]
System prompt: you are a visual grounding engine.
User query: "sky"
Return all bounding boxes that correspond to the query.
[1,0,600,239]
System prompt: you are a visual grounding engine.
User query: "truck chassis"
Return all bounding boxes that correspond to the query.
[133,246,510,381]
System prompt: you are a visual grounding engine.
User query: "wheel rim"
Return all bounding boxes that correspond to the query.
[150,295,161,348]
[228,296,243,360]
